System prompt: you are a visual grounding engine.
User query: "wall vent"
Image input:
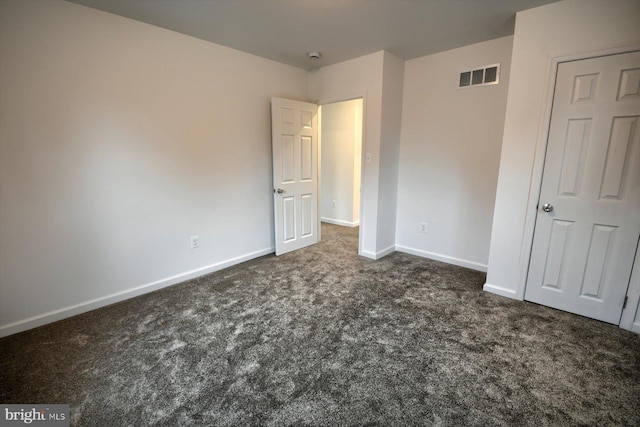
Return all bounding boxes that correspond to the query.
[458,63,500,88]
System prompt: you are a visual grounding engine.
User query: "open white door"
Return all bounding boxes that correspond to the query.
[525,51,640,324]
[271,97,319,255]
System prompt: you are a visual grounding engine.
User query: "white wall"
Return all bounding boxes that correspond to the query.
[9,0,636,336]
[0,0,308,336]
[309,51,403,259]
[320,99,362,227]
[484,0,640,331]
[376,52,405,255]
[309,52,384,258]
[395,36,513,271]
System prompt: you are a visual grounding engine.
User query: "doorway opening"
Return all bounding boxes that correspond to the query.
[319,98,364,251]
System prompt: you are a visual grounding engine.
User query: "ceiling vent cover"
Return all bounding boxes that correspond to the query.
[459,63,500,88]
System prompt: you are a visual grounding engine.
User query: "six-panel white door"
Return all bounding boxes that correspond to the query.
[271,97,319,255]
[525,51,640,324]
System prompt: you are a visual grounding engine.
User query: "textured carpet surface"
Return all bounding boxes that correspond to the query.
[1,224,639,426]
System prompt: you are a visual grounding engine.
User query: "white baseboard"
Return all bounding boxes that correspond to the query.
[395,245,487,272]
[482,282,519,300]
[321,217,359,227]
[359,244,396,260]
[359,249,377,260]
[0,247,274,338]
[376,244,396,259]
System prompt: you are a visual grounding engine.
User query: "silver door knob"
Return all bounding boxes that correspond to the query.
[542,203,553,212]
[274,188,285,194]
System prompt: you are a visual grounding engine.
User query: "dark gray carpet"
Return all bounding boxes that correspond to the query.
[1,223,639,426]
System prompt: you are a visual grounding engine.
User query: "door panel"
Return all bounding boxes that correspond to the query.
[525,51,640,324]
[541,219,574,291]
[557,119,591,197]
[581,224,616,299]
[271,97,318,255]
[599,116,638,199]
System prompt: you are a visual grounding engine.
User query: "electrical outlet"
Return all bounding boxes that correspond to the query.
[190,235,200,249]
[419,222,428,233]
[332,200,336,208]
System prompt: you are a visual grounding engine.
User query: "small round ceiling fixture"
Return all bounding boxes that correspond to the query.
[307,51,321,60]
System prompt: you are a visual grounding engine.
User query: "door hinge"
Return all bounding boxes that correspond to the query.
[623,295,628,309]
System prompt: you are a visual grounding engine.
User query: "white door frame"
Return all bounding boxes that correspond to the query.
[317,92,367,257]
[518,43,640,332]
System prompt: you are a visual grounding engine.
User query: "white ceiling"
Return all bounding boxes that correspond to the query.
[68,0,560,70]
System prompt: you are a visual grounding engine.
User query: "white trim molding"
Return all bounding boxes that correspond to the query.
[483,283,518,299]
[619,240,640,333]
[0,247,274,338]
[395,245,487,272]
[376,244,396,259]
[359,249,377,260]
[360,244,395,260]
[321,218,359,228]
